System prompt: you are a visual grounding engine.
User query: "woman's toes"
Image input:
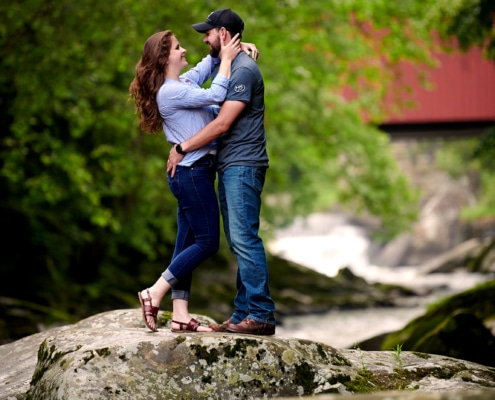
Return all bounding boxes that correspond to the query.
[196,324,213,332]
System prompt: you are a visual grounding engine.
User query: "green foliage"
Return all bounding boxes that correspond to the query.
[0,0,179,321]
[1,0,442,335]
[352,343,368,372]
[473,126,495,170]
[464,127,495,219]
[434,128,495,221]
[435,138,479,179]
[425,0,495,60]
[391,343,403,368]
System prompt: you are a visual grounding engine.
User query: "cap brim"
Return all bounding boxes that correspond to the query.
[192,22,214,33]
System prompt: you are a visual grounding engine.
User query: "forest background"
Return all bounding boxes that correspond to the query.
[1,0,494,342]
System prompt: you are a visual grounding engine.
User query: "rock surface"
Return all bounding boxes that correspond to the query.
[1,310,495,399]
[381,280,495,367]
[279,389,495,400]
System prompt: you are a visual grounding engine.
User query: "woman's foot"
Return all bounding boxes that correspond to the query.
[138,289,160,332]
[171,317,213,333]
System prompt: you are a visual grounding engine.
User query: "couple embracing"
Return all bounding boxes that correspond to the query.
[130,9,276,336]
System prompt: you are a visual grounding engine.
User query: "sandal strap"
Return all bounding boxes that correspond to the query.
[187,318,201,331]
[138,289,159,332]
[142,289,159,317]
[172,318,201,332]
[143,305,159,317]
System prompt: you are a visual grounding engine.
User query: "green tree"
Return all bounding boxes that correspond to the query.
[425,0,495,59]
[0,0,180,322]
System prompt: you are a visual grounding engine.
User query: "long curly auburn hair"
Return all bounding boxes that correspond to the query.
[129,30,174,134]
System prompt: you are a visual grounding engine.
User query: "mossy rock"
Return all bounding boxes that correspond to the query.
[381,280,495,367]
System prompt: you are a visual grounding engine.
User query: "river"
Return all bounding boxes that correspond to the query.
[268,212,491,348]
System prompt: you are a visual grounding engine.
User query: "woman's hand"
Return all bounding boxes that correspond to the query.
[240,42,259,61]
[221,33,241,62]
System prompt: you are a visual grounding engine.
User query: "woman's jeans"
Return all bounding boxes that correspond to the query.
[218,166,276,326]
[165,155,220,300]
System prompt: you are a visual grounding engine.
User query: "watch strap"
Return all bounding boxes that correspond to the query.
[175,144,186,155]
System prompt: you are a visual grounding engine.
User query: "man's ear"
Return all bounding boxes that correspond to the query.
[219,27,230,41]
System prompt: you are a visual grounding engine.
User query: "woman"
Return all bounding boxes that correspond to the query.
[129,30,256,332]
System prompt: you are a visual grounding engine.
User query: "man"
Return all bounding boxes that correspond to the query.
[167,8,276,335]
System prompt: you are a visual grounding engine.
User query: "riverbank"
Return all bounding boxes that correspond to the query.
[267,210,494,349]
[275,268,491,349]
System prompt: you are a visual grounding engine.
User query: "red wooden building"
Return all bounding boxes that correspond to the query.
[380,47,495,138]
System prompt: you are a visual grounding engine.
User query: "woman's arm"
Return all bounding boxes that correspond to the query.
[181,34,240,85]
[183,36,259,85]
[181,55,219,87]
[240,42,259,61]
[159,34,242,112]
[157,74,229,114]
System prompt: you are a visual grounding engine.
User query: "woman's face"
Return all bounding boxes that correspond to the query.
[168,36,188,71]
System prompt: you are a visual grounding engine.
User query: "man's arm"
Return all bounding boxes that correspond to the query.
[167,100,246,176]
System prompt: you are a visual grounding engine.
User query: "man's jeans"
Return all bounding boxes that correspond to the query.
[164,155,220,300]
[218,166,276,325]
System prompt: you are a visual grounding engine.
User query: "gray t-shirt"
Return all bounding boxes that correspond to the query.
[212,52,269,172]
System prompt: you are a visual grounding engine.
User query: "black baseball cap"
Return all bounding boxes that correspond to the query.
[192,9,244,34]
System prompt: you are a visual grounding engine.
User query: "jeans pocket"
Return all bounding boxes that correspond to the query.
[253,167,266,193]
[168,172,181,197]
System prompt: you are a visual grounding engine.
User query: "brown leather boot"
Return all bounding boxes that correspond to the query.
[208,319,234,332]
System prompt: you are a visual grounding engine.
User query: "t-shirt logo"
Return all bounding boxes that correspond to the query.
[234,84,246,93]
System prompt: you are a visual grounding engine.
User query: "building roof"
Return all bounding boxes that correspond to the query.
[385,47,495,125]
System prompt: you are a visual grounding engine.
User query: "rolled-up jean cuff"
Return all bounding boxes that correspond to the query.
[162,269,178,287]
[171,290,190,301]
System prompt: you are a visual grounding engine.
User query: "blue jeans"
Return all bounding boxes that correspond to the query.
[218,166,276,325]
[164,155,220,300]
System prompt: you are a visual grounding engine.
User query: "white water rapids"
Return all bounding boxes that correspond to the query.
[268,213,491,348]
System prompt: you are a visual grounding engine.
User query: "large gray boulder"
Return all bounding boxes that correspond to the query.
[1,309,494,399]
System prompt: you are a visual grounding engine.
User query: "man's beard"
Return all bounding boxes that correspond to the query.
[209,40,221,58]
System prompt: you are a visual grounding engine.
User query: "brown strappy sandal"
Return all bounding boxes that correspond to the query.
[171,318,204,333]
[138,289,159,332]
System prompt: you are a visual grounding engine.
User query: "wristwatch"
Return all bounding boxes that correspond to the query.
[175,143,186,155]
